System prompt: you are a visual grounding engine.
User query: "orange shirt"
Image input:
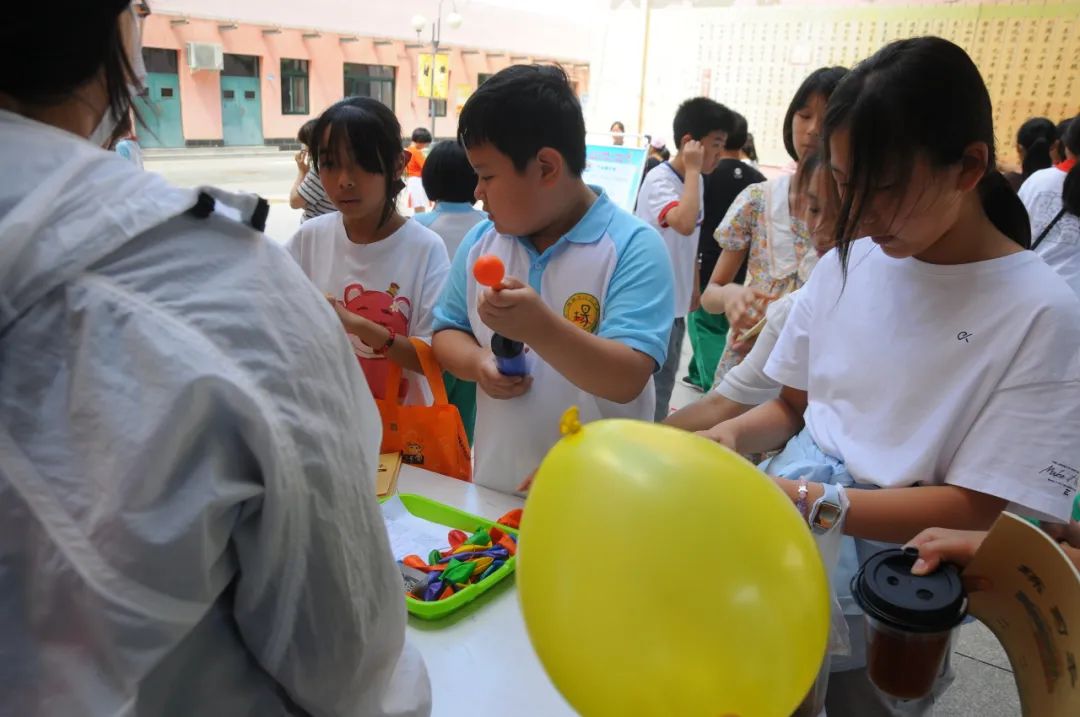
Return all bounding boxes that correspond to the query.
[405,144,427,178]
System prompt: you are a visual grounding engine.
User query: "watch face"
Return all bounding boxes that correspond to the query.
[814,503,842,532]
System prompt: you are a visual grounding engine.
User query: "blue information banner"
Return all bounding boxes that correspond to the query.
[582,144,648,211]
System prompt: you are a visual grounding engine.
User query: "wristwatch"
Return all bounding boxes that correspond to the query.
[808,483,848,535]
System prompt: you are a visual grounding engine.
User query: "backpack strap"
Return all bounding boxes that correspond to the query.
[1031,208,1067,251]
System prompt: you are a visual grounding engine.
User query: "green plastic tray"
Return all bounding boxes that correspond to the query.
[386,493,518,620]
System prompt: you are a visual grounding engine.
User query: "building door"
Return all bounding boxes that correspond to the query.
[135,48,183,147]
[221,54,263,146]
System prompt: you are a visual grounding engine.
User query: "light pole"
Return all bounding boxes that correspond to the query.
[412,2,463,138]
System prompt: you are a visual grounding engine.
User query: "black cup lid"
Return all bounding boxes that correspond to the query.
[850,548,967,633]
[491,333,524,358]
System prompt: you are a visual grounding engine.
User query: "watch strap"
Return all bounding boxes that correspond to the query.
[809,482,846,535]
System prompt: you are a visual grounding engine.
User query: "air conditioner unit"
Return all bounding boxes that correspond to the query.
[187,42,224,72]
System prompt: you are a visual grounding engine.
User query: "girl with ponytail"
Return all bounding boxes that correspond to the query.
[1020,114,1080,298]
[1004,116,1057,192]
[705,37,1080,714]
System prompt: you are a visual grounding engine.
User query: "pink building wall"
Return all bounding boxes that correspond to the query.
[142,14,590,143]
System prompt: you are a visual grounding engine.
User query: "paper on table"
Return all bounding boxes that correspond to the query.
[381,496,452,561]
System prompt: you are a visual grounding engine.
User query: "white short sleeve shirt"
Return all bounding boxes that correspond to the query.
[766,240,1080,521]
[1018,167,1080,299]
[635,162,704,318]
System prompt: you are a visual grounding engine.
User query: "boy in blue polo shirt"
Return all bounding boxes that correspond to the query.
[433,65,675,493]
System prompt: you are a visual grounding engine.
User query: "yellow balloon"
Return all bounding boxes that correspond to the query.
[518,411,830,717]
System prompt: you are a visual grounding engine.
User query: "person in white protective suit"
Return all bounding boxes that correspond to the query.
[0,3,431,716]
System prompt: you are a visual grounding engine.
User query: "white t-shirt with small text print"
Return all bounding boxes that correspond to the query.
[766,240,1080,521]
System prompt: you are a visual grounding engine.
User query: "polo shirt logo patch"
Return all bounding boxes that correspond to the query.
[564,292,601,333]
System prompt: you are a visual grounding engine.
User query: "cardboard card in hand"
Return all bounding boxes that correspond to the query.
[964,513,1080,717]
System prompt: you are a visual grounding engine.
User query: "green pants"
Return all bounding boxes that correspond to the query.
[685,308,730,391]
[444,372,476,446]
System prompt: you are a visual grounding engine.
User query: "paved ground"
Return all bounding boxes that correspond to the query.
[145,152,1023,717]
[146,152,304,244]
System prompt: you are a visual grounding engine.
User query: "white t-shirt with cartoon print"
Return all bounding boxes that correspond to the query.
[286,213,451,402]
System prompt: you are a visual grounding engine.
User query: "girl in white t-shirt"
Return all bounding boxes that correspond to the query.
[1018,114,1080,299]
[711,37,1080,714]
[286,98,450,402]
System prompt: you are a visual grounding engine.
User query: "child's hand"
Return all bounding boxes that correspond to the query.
[1041,518,1080,549]
[682,139,705,173]
[295,148,309,174]
[327,297,377,342]
[905,528,993,592]
[475,353,533,400]
[327,296,358,330]
[728,332,759,356]
[726,285,774,331]
[477,276,553,344]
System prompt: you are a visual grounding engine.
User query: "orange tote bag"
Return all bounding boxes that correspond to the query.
[376,337,472,482]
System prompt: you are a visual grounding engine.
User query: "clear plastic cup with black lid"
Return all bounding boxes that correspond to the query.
[851,547,968,700]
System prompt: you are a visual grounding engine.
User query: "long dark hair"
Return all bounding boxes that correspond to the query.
[782,66,849,161]
[794,149,824,196]
[824,36,1031,272]
[1016,117,1057,180]
[1,2,139,127]
[1062,116,1080,217]
[310,97,406,229]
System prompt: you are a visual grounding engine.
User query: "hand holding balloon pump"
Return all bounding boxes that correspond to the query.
[473,255,529,377]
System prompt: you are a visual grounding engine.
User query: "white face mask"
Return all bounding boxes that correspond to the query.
[89,3,148,147]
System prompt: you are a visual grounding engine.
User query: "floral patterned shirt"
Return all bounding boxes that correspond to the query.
[711,176,815,386]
